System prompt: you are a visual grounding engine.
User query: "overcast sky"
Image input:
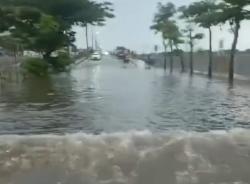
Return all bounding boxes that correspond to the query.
[74,0,250,53]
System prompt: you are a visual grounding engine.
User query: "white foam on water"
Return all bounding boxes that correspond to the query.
[1,129,250,184]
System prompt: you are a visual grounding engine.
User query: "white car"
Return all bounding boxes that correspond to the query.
[90,52,102,61]
[102,51,109,55]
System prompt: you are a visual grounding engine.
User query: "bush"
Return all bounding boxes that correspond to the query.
[48,52,73,72]
[22,57,49,76]
[21,52,73,76]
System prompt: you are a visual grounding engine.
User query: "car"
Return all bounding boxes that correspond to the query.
[123,55,130,63]
[102,51,109,55]
[90,52,102,61]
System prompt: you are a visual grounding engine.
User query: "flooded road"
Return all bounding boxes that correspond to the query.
[1,56,250,134]
[1,56,250,183]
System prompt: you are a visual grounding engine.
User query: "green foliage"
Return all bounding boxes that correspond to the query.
[178,6,190,19]
[218,0,250,81]
[151,2,183,72]
[76,1,114,26]
[22,57,49,76]
[193,33,204,39]
[0,0,114,62]
[173,48,183,55]
[184,0,223,28]
[151,2,182,47]
[178,5,204,43]
[5,6,71,55]
[22,52,72,75]
[0,7,13,32]
[0,0,114,77]
[48,52,73,72]
[173,37,184,46]
[152,2,176,24]
[150,0,250,79]
[184,0,250,30]
[0,36,21,52]
[13,13,67,55]
[221,1,250,27]
[151,20,181,42]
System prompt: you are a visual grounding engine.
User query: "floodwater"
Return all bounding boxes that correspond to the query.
[1,56,250,183]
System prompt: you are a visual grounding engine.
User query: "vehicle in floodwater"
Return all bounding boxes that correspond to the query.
[90,52,102,61]
[123,54,130,63]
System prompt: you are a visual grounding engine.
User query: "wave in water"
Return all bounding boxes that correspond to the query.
[0,129,250,184]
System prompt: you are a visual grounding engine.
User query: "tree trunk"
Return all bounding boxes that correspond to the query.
[190,45,193,76]
[180,52,185,73]
[169,41,173,73]
[91,26,94,50]
[85,24,89,50]
[229,20,240,83]
[43,51,52,61]
[175,45,185,73]
[13,46,17,64]
[208,27,213,78]
[189,30,194,76]
[163,40,167,71]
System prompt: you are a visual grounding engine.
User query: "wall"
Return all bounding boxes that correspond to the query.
[141,52,250,78]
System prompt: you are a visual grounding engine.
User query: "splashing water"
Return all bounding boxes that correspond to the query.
[0,130,250,184]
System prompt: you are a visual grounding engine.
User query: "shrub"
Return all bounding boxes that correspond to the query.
[22,57,49,76]
[21,52,73,76]
[48,52,73,72]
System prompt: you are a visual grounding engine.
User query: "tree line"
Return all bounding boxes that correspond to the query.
[151,0,250,82]
[0,0,113,74]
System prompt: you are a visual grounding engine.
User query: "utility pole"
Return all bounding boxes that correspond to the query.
[91,26,94,50]
[85,24,89,50]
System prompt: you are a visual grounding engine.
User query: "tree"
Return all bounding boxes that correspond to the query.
[185,0,222,78]
[75,1,114,50]
[0,1,73,59]
[173,38,185,73]
[4,7,69,60]
[179,6,204,76]
[151,2,178,72]
[0,0,114,60]
[214,0,250,82]
[0,0,114,75]
[0,7,13,32]
[0,36,23,63]
[163,21,182,73]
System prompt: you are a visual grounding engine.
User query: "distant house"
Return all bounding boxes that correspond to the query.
[23,51,42,58]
